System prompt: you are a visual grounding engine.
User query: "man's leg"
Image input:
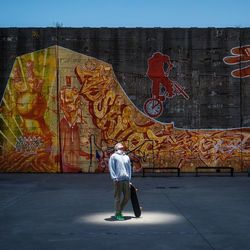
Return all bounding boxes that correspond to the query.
[114,181,122,215]
[120,181,131,213]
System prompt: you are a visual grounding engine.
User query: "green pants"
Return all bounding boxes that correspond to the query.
[114,180,130,214]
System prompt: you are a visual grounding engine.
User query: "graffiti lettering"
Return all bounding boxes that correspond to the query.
[223,45,250,78]
[16,136,43,154]
[75,58,250,171]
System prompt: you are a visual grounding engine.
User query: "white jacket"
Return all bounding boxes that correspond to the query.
[109,151,131,181]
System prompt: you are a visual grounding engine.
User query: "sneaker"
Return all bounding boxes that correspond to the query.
[118,214,125,221]
[115,213,124,221]
[119,212,125,220]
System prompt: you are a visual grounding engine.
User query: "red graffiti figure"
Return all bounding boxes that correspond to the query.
[147,52,174,101]
[144,52,189,118]
[223,45,250,78]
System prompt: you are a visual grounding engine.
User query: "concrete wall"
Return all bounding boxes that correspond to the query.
[0,28,250,173]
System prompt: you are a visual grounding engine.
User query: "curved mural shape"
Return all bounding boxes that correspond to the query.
[0,46,250,173]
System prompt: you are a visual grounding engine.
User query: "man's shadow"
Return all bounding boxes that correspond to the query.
[105,216,134,222]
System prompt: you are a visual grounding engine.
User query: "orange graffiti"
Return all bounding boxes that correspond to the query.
[1,46,250,173]
[223,45,250,78]
[75,58,250,171]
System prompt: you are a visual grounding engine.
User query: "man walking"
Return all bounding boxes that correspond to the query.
[109,143,132,221]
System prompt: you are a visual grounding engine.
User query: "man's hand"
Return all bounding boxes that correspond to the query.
[223,45,250,78]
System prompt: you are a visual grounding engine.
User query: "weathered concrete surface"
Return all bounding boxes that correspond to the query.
[1,173,250,250]
[0,28,250,129]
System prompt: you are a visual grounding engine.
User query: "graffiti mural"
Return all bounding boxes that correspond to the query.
[0,45,250,173]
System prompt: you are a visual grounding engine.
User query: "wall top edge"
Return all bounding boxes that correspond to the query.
[0,27,249,30]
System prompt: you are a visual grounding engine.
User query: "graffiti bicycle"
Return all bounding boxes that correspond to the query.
[143,81,189,118]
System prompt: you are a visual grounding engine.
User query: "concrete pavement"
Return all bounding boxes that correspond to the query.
[0,173,250,250]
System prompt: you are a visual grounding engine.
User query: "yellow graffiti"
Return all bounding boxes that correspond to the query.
[0,46,59,172]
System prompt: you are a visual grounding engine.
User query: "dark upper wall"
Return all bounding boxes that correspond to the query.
[0,28,249,129]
